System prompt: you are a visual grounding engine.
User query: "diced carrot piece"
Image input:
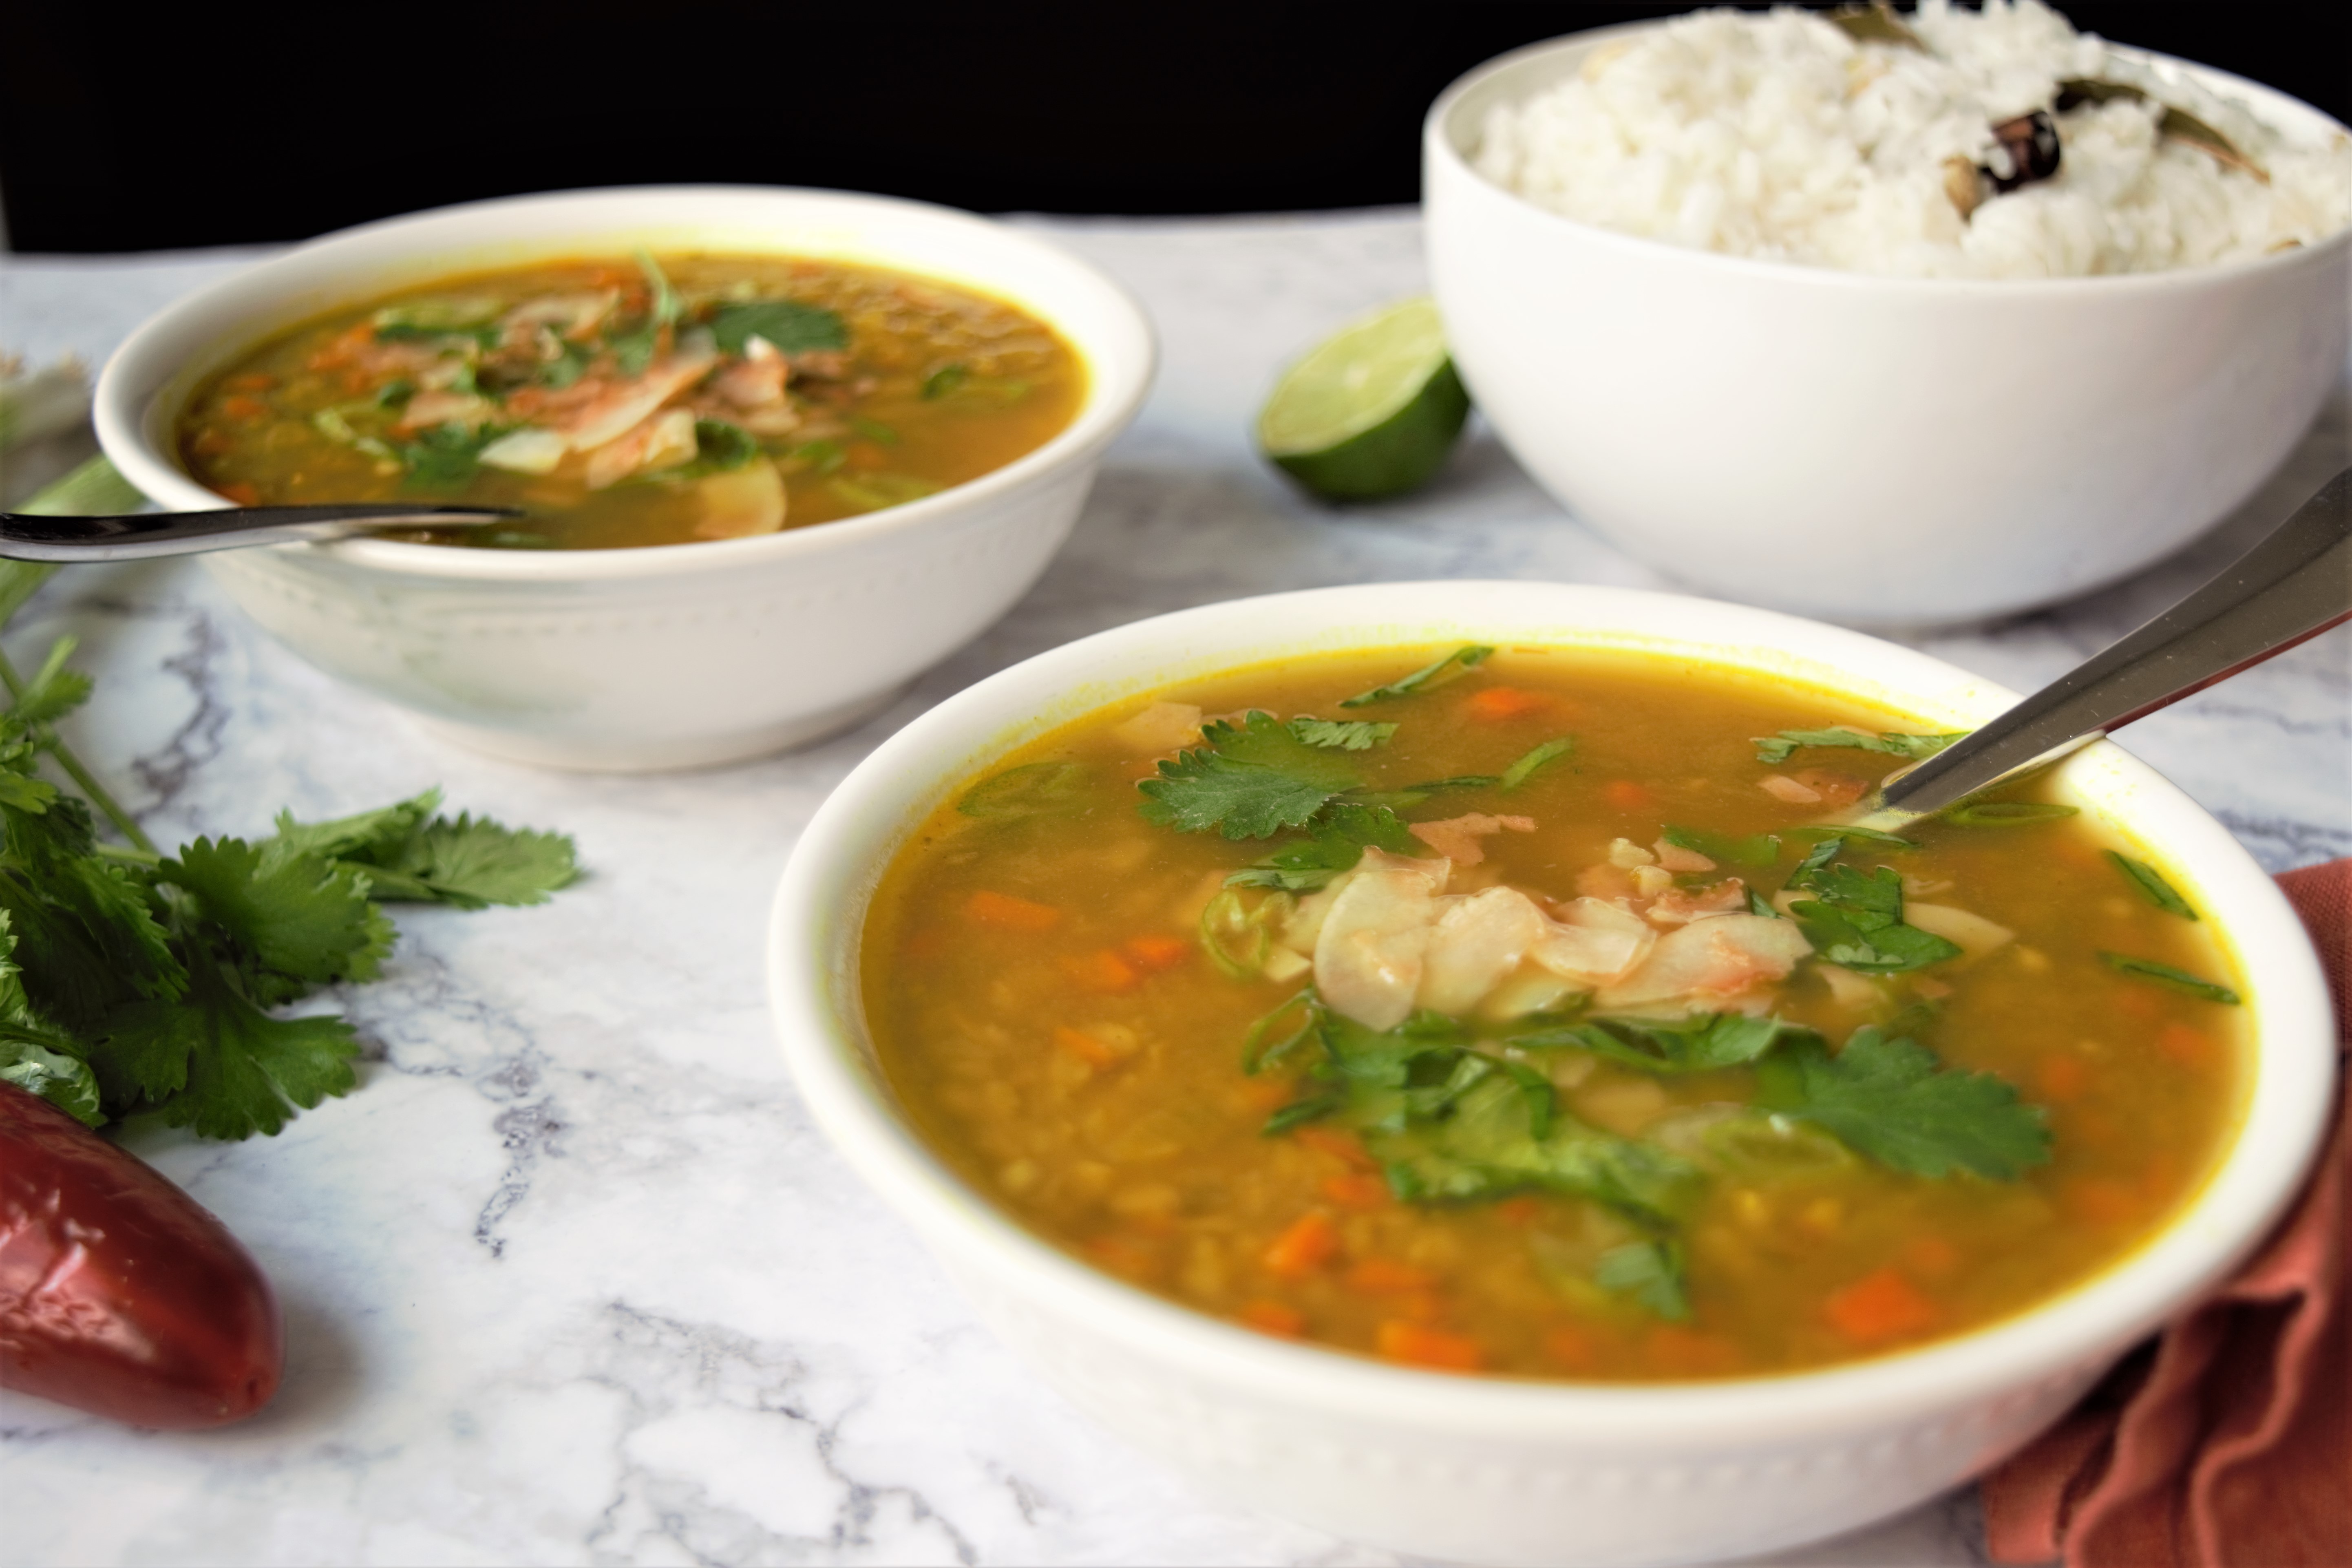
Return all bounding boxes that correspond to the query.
[1262,1211,1341,1278]
[1061,948,1139,992]
[1053,1027,1119,1067]
[2158,1023,2216,1068]
[964,890,1060,931]
[1294,1126,1379,1171]
[1824,1268,1938,1344]
[1376,1320,1483,1372]
[223,371,278,392]
[1464,686,1548,722]
[1395,1290,1447,1324]
[216,481,261,506]
[1544,1323,1597,1372]
[1122,934,1192,972]
[1084,1236,1157,1281]
[1320,1173,1391,1210]
[2113,985,2163,1019]
[1645,1325,1742,1376]
[1238,1300,1305,1338]
[2062,1177,2141,1227]
[1493,1196,1543,1226]
[1347,1257,1438,1293]
[220,393,270,421]
[2036,1055,2090,1101]
[1902,1236,1961,1277]
[1228,1077,1294,1114]
[1604,779,1652,811]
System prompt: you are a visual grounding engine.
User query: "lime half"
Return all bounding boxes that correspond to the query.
[1257,297,1471,501]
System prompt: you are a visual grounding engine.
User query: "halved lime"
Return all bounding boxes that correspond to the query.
[1257,297,1471,501]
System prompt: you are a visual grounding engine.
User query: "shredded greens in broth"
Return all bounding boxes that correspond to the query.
[177,254,1084,550]
[861,645,2247,1380]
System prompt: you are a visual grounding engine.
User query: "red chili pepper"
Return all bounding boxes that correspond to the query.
[0,1084,283,1428]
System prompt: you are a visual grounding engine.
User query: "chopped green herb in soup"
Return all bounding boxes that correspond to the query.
[861,647,2247,1380]
[177,254,1084,550]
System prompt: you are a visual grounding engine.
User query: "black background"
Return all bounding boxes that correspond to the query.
[4,3,2345,253]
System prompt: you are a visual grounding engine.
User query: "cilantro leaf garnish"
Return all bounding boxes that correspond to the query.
[1500,736,1574,790]
[708,298,849,357]
[1288,717,1397,751]
[396,421,510,491]
[2106,852,2197,919]
[1225,801,1418,890]
[1661,823,1780,868]
[2100,952,2240,1005]
[1753,727,1968,765]
[1754,1027,2051,1180]
[1339,645,1494,707]
[1255,994,1701,1228]
[1511,1012,1817,1075]
[1373,1072,1702,1228]
[1785,824,1915,849]
[1596,1239,1690,1322]
[1137,710,1362,839]
[1944,801,2079,826]
[957,760,1089,820]
[1786,852,1961,974]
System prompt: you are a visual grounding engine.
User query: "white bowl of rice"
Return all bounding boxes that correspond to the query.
[1424,0,2352,625]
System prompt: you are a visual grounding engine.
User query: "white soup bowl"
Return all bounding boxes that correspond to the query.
[96,186,1155,771]
[766,579,2333,1568]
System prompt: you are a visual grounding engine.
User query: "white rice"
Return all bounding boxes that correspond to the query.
[1471,0,2352,278]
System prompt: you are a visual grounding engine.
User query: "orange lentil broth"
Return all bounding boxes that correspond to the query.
[859,646,2248,1381]
[177,254,1083,550]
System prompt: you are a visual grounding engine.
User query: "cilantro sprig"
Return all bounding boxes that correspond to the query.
[1753,726,1968,765]
[0,540,580,1138]
[1339,645,1493,707]
[1784,841,1961,974]
[1754,1028,2052,1180]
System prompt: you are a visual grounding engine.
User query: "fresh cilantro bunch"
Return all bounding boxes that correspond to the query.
[0,543,577,1140]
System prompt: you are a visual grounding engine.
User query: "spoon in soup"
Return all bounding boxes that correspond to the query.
[1849,464,2352,831]
[0,503,519,561]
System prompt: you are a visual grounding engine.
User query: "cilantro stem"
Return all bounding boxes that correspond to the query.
[0,643,157,854]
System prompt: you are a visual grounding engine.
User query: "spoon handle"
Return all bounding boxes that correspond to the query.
[0,504,519,562]
[1873,464,2352,820]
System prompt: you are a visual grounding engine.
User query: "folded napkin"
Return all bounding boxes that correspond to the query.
[1983,858,2350,1568]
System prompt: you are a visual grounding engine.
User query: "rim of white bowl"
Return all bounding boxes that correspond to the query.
[1424,24,2352,297]
[93,185,1156,583]
[769,579,2337,1445]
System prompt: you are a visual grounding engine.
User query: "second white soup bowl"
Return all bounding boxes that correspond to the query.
[765,579,2333,1567]
[95,186,1155,771]
[1424,26,2352,626]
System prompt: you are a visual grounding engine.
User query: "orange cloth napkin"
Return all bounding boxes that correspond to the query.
[1983,858,2350,1568]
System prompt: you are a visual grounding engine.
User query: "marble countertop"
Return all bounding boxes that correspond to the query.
[1,212,2344,1568]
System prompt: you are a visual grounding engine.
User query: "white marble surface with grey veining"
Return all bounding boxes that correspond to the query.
[0,211,2345,1568]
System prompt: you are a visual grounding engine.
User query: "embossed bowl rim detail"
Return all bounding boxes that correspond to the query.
[768,580,2336,1447]
[93,184,1155,581]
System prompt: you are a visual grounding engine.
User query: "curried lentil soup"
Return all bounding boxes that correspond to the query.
[177,254,1083,550]
[861,645,2250,1380]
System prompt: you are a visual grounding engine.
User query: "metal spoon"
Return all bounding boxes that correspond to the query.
[1851,464,2352,831]
[0,504,520,562]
